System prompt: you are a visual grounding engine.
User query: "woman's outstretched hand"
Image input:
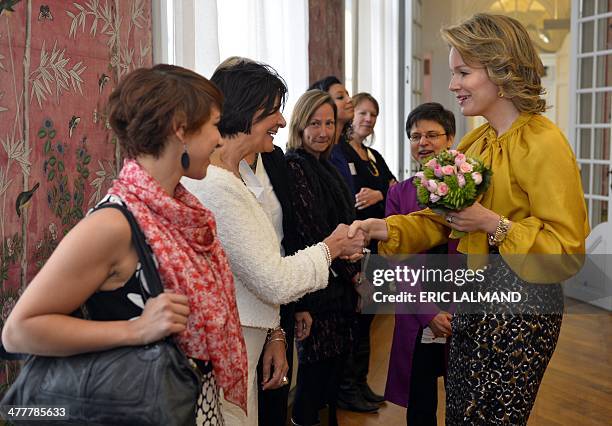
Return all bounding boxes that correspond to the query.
[324,224,366,261]
[348,218,389,244]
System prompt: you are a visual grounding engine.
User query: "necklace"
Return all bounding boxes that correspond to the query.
[249,153,259,172]
[364,146,380,177]
[352,141,379,177]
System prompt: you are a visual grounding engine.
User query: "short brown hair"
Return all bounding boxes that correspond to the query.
[287,90,337,158]
[441,13,546,114]
[108,64,223,159]
[352,92,379,115]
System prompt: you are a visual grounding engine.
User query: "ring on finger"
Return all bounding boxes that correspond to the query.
[446,216,454,224]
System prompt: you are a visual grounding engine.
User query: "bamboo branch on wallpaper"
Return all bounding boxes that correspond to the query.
[0,16,23,248]
[29,40,86,109]
[20,0,32,287]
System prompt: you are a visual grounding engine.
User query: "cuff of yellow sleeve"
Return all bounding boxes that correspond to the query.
[498,220,524,254]
[378,219,400,255]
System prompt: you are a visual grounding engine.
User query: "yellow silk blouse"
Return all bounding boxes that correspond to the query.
[380,113,590,282]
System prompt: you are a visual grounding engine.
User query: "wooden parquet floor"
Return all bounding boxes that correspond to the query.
[336,300,612,426]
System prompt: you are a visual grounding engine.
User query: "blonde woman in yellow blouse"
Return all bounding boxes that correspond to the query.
[350,14,589,425]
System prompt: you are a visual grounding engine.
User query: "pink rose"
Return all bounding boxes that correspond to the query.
[427,179,438,192]
[472,172,483,185]
[442,165,455,176]
[425,158,438,168]
[434,165,443,178]
[430,193,441,203]
[420,176,428,186]
[448,149,458,156]
[457,173,466,187]
[415,171,425,179]
[436,182,449,196]
[454,155,466,167]
[459,162,473,173]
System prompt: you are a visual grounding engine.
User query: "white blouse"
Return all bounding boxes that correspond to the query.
[239,156,285,256]
[183,166,329,329]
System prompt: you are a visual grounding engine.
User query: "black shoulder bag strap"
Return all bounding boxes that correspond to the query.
[0,201,163,361]
[92,201,164,298]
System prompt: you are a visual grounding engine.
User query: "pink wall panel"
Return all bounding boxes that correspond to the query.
[0,0,152,393]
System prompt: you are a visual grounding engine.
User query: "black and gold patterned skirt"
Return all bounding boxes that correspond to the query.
[446,255,564,426]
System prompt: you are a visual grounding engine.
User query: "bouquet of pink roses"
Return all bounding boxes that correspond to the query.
[413,149,492,236]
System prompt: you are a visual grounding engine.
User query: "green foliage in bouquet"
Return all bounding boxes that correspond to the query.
[412,149,492,235]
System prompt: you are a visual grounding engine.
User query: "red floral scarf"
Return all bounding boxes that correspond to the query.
[108,159,247,412]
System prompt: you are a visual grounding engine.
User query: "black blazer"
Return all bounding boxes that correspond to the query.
[261,145,300,257]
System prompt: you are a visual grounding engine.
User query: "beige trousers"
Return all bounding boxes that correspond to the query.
[220,326,267,426]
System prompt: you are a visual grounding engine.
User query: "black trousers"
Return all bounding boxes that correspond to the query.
[292,356,345,426]
[340,314,373,389]
[257,303,295,426]
[406,334,446,426]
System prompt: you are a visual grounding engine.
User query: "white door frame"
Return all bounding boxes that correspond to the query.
[565,0,612,311]
[399,0,422,180]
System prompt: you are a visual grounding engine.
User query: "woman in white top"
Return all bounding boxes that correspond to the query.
[183,60,365,426]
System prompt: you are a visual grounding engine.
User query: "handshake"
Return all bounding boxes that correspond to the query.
[323,218,387,262]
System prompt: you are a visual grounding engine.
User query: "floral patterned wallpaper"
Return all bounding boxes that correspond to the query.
[0,0,152,393]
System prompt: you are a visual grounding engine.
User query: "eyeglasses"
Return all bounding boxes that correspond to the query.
[409,132,447,144]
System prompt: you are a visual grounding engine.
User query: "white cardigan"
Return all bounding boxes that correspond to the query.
[183,166,329,329]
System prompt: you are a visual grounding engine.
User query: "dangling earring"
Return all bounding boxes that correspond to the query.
[181,143,190,169]
[498,91,504,98]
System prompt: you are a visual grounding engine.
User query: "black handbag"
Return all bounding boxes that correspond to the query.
[1,201,200,425]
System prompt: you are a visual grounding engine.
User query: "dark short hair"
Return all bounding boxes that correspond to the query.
[108,64,222,159]
[405,102,456,138]
[210,61,288,137]
[308,75,342,92]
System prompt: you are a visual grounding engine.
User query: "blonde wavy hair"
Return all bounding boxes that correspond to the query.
[287,90,337,158]
[441,13,546,114]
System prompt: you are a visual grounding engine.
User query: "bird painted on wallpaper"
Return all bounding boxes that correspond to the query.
[68,115,80,138]
[0,0,21,16]
[98,74,110,94]
[38,4,53,21]
[16,182,40,217]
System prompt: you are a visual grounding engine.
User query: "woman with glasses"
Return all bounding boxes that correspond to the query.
[349,14,588,425]
[384,102,456,426]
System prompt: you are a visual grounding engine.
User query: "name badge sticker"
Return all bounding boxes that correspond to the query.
[348,162,357,175]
